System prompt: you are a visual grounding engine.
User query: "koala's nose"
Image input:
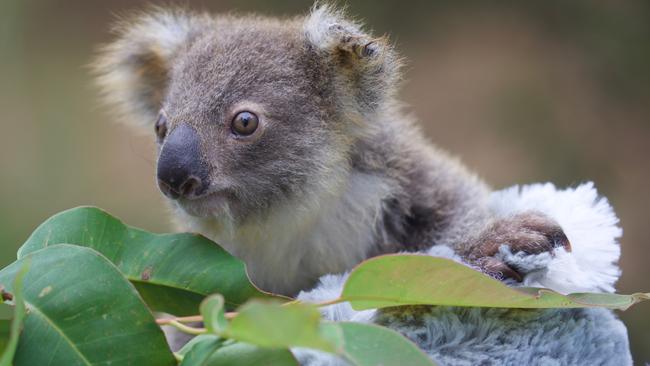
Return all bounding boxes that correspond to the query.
[156,124,209,199]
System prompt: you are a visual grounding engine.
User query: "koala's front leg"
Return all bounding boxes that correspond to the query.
[462,211,571,281]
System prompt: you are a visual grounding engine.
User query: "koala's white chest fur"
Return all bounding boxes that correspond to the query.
[177,172,394,296]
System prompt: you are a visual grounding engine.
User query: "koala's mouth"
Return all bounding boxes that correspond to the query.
[174,190,231,218]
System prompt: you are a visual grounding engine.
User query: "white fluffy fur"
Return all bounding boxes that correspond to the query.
[489,182,622,293]
[179,171,395,295]
[303,4,362,50]
[95,9,201,128]
[296,182,631,365]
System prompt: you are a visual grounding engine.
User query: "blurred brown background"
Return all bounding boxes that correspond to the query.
[1,0,648,361]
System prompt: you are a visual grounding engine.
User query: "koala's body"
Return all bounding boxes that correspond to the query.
[96,5,631,365]
[97,5,568,296]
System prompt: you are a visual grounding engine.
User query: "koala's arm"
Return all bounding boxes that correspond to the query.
[303,9,572,274]
[357,120,571,279]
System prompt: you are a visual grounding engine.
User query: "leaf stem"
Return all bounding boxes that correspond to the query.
[164,320,207,335]
[156,312,240,327]
[281,299,302,306]
[314,298,345,307]
[156,315,202,325]
[173,352,183,363]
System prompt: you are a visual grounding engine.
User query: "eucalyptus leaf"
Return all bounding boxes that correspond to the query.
[0,244,175,366]
[0,320,10,358]
[202,299,434,365]
[200,294,227,334]
[0,260,28,366]
[324,322,436,366]
[0,303,12,320]
[225,300,342,353]
[179,335,223,365]
[180,335,298,366]
[18,206,273,314]
[341,254,650,310]
[177,334,222,358]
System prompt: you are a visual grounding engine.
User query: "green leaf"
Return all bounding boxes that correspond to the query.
[178,335,223,365]
[0,260,28,366]
[341,254,650,310]
[180,335,297,366]
[200,294,227,334]
[208,299,434,365]
[0,320,10,357]
[0,244,175,366]
[324,322,435,366]
[0,303,13,319]
[18,206,274,314]
[177,334,221,358]
[225,300,342,353]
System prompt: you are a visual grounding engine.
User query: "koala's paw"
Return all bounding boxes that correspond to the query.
[468,211,571,282]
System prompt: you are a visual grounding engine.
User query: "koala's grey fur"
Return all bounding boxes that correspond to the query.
[96,5,569,296]
[95,4,631,365]
[295,305,631,366]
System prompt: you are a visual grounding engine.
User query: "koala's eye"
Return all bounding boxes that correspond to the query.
[231,111,259,136]
[155,112,168,141]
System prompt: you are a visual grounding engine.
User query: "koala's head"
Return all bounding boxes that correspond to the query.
[95,5,400,223]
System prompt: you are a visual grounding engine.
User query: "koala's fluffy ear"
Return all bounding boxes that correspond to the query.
[303,4,402,111]
[94,8,207,128]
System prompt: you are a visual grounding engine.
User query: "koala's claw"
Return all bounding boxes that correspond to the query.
[477,257,523,282]
[468,211,571,282]
[546,229,571,253]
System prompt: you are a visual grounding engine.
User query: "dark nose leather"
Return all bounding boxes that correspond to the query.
[157,124,209,199]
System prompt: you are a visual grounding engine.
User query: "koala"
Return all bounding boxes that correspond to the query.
[95,5,571,297]
[94,5,634,365]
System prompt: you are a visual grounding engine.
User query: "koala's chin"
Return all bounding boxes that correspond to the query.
[171,192,231,219]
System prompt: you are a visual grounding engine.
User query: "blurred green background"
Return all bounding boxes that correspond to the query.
[1,0,648,361]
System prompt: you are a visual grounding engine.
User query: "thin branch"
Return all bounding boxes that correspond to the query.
[156,315,203,325]
[314,298,345,307]
[163,320,207,335]
[156,312,238,326]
